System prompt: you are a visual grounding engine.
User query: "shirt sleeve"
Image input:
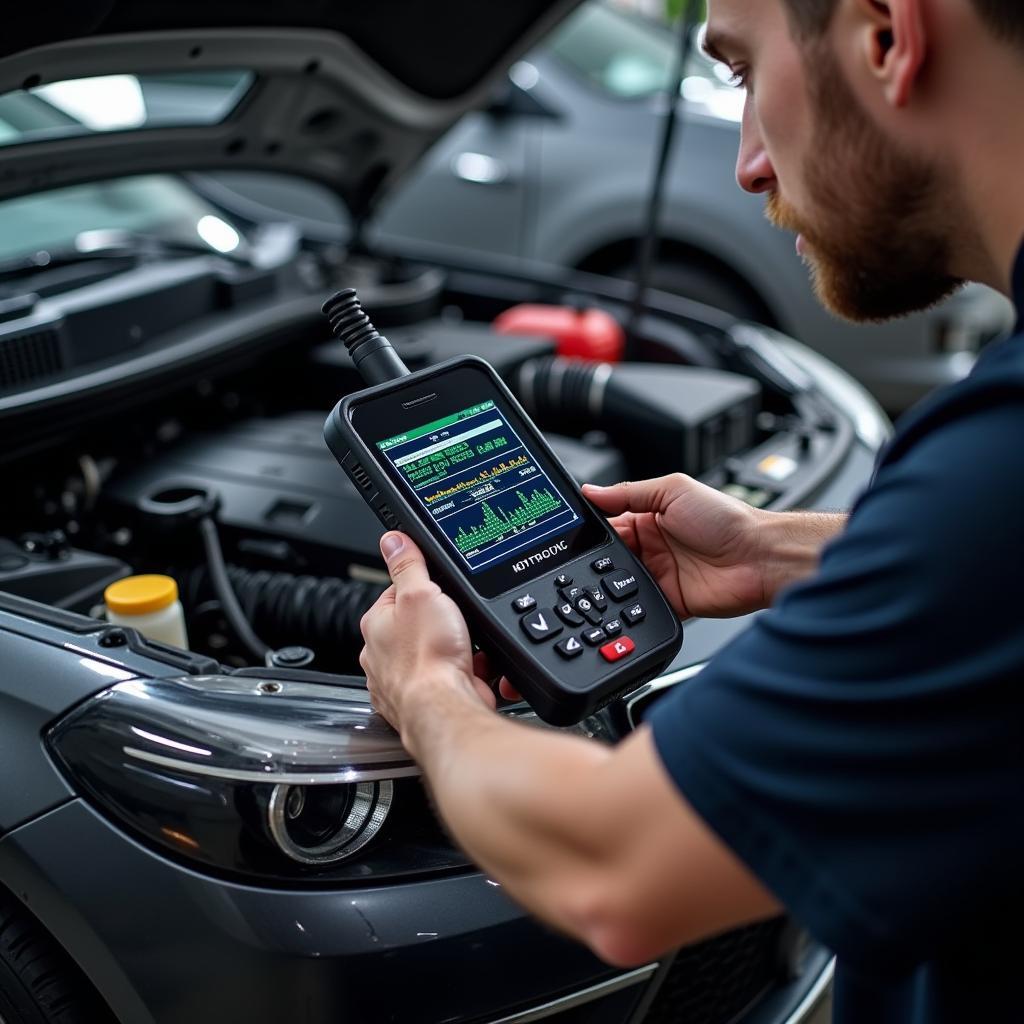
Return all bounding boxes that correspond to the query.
[650,398,1024,973]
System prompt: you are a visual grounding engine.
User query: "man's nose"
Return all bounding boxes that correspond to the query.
[736,117,777,194]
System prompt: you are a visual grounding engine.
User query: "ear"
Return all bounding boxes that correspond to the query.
[854,0,926,108]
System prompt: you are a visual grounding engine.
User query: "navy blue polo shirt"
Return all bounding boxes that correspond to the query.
[651,253,1024,1023]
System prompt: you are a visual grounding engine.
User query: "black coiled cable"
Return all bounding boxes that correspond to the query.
[322,287,410,386]
[186,564,385,670]
[322,288,378,350]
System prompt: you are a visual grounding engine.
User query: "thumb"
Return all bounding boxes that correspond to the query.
[583,475,683,517]
[380,533,432,591]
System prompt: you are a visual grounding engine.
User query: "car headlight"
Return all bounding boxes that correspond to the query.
[46,673,462,882]
[48,673,611,883]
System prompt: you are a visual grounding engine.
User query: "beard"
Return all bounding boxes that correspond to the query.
[766,47,964,322]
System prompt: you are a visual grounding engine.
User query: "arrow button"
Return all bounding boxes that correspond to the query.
[556,636,585,660]
[521,608,564,644]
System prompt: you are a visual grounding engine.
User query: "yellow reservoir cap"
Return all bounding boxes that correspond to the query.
[105,575,179,616]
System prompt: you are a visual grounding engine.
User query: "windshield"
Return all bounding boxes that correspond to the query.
[0,71,253,144]
[0,70,254,262]
[546,1,743,119]
[0,175,245,263]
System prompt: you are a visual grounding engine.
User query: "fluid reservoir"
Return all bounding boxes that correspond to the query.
[104,575,189,650]
[493,304,625,363]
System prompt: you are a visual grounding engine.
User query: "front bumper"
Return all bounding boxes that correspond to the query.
[1,799,830,1024]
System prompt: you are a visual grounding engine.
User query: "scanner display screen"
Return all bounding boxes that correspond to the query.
[377,400,581,574]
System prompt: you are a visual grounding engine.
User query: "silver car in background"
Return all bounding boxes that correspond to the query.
[366,1,1013,411]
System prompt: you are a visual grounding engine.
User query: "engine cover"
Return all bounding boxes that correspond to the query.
[103,412,626,579]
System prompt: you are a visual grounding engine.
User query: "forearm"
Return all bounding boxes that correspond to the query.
[399,680,779,965]
[401,679,616,939]
[758,510,847,603]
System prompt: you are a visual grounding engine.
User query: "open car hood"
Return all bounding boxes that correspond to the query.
[0,1,582,220]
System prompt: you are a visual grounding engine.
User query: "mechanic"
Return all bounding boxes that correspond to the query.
[357,1,1024,1021]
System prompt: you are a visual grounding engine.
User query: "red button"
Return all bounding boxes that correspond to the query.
[600,636,635,662]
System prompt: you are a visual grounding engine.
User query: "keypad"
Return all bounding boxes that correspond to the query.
[514,566,651,667]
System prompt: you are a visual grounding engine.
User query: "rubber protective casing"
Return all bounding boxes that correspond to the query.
[324,356,683,725]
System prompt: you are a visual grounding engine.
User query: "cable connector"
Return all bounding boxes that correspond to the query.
[322,288,411,386]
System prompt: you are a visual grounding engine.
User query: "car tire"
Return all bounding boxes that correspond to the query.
[0,889,111,1024]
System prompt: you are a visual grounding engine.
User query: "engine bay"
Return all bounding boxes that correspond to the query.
[0,254,851,677]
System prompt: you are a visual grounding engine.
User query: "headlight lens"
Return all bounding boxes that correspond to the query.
[267,780,393,865]
[47,674,460,882]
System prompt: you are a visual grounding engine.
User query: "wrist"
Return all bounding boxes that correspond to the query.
[398,665,492,762]
[755,510,842,604]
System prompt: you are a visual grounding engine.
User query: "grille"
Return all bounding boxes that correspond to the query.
[0,329,63,393]
[641,918,788,1024]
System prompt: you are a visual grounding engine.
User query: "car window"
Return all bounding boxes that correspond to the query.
[0,71,253,145]
[546,0,742,119]
[0,175,244,262]
[0,74,254,263]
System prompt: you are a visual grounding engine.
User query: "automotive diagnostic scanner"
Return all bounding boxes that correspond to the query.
[322,289,683,725]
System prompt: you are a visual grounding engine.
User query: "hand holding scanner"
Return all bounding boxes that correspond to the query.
[322,289,683,725]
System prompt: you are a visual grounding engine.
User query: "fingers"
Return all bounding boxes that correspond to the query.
[609,513,641,555]
[583,475,688,517]
[474,651,522,702]
[359,585,394,638]
[379,532,433,594]
[498,677,523,702]
[473,650,493,681]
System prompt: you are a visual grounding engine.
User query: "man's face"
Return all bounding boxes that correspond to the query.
[707,0,963,322]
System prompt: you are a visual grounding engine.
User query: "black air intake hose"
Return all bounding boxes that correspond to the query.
[516,356,762,480]
[516,356,607,437]
[186,566,385,669]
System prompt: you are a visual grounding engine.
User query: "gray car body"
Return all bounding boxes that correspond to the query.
[370,6,1014,411]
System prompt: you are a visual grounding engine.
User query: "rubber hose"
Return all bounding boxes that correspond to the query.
[197,516,271,662]
[187,564,385,668]
[516,356,602,433]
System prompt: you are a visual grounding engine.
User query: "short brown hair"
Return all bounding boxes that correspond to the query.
[782,0,1024,48]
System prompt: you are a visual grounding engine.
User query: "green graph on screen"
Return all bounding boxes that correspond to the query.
[454,489,562,553]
